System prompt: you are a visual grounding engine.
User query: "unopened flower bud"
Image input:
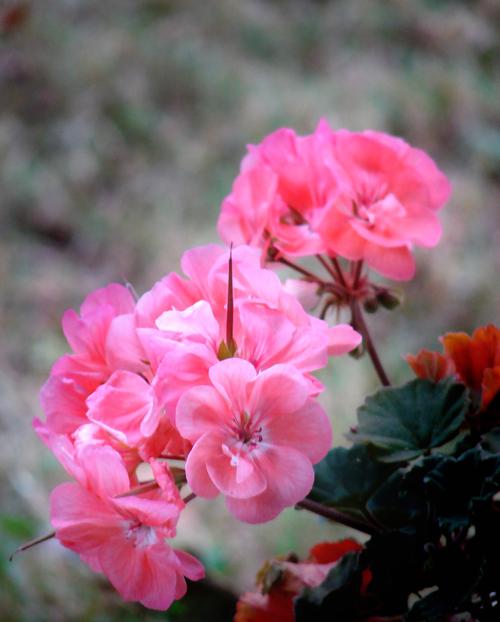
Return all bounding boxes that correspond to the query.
[376,289,402,310]
[363,297,379,314]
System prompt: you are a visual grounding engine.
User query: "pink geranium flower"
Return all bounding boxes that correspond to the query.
[218,126,335,257]
[176,359,332,523]
[49,444,204,610]
[319,128,451,280]
[135,245,360,418]
[217,121,451,280]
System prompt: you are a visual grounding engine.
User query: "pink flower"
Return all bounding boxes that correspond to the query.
[134,245,360,418]
[49,444,204,610]
[319,128,451,280]
[176,359,332,523]
[40,283,147,438]
[218,125,335,257]
[62,283,137,372]
[217,121,451,280]
[86,370,161,448]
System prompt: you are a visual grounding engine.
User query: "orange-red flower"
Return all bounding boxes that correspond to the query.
[441,325,500,409]
[405,349,456,383]
[406,325,500,412]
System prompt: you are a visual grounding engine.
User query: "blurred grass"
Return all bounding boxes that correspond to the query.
[0,0,499,619]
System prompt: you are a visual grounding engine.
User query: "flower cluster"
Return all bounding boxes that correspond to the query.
[218,119,450,280]
[31,121,454,613]
[35,243,361,608]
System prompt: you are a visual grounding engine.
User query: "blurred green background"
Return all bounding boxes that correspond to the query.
[0,1,499,620]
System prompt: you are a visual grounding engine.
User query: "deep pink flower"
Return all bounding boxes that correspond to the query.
[176,359,332,523]
[49,444,204,610]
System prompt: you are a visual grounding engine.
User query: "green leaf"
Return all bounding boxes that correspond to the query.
[350,379,469,462]
[366,457,442,529]
[309,445,396,515]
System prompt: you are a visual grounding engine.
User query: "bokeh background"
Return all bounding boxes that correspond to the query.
[1,1,499,620]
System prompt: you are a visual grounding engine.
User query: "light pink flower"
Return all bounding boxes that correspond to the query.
[49,445,204,610]
[319,128,451,280]
[176,359,332,523]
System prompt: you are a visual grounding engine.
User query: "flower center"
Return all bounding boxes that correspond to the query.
[228,411,263,448]
[125,522,158,548]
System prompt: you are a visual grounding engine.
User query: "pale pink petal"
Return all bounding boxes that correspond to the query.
[248,364,310,422]
[327,324,363,356]
[264,399,332,463]
[207,359,256,413]
[226,445,314,523]
[156,300,220,345]
[206,446,267,499]
[176,385,231,442]
[184,434,223,498]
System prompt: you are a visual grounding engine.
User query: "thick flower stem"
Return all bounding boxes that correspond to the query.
[351,299,391,387]
[296,499,377,535]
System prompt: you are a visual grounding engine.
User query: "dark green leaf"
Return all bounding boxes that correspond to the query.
[350,379,469,462]
[309,445,396,515]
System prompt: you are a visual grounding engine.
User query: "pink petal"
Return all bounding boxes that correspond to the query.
[176,385,231,442]
[206,445,267,499]
[248,364,310,422]
[87,370,159,446]
[50,482,120,553]
[174,549,205,581]
[327,324,362,356]
[105,313,146,373]
[208,358,256,413]
[264,398,332,463]
[226,445,314,523]
[99,538,178,610]
[155,300,220,345]
[364,242,416,281]
[80,283,135,317]
[184,434,223,498]
[77,444,130,498]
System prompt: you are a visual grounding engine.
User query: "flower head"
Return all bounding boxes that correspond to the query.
[176,358,332,523]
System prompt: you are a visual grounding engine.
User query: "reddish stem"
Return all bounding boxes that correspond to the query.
[329,256,348,288]
[9,531,56,561]
[277,256,327,286]
[296,499,377,535]
[351,299,391,386]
